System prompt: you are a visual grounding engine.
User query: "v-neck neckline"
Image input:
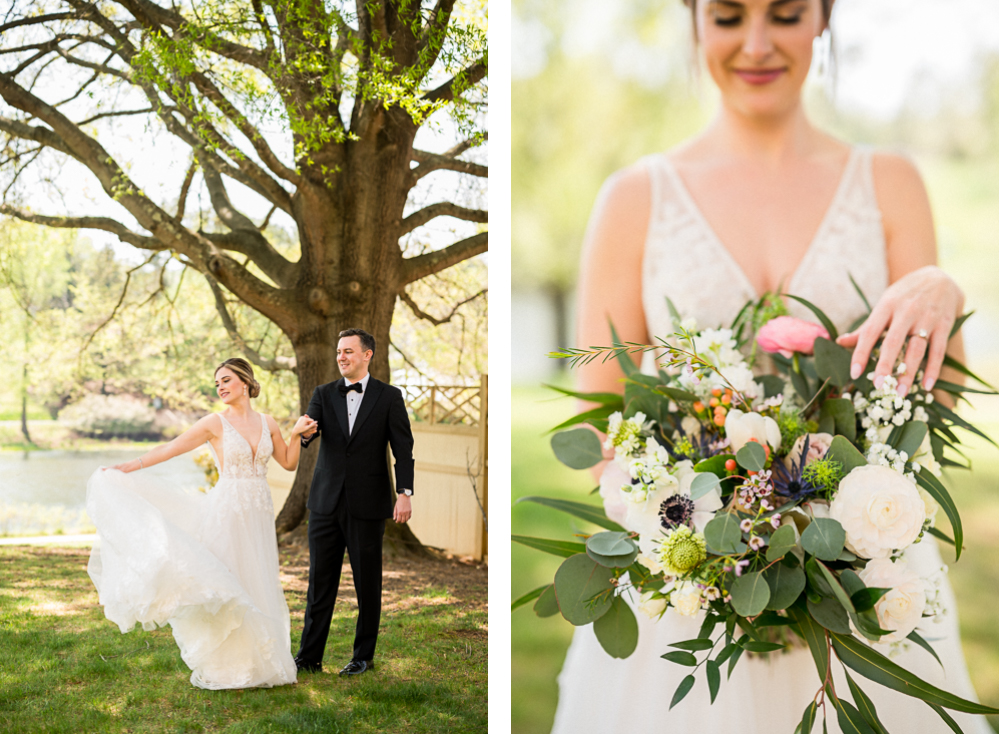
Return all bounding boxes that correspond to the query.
[219,412,264,464]
[660,147,857,300]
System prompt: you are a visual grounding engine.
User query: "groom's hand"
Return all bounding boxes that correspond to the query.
[393,495,412,524]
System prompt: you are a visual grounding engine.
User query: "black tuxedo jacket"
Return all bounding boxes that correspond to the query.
[302,377,415,519]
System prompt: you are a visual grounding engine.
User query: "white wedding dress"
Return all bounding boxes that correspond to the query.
[87,412,297,689]
[551,148,992,733]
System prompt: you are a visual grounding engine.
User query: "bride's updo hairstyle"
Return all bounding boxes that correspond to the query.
[216,357,261,399]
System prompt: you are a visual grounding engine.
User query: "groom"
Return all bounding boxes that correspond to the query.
[294,328,414,676]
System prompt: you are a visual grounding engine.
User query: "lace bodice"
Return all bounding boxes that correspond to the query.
[210,412,273,480]
[641,146,888,337]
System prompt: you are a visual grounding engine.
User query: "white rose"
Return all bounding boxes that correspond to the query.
[858,557,926,643]
[829,465,925,559]
[638,590,667,619]
[670,580,703,617]
[724,408,781,454]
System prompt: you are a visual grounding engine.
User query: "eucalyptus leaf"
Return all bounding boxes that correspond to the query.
[766,524,798,563]
[706,659,721,704]
[586,531,635,557]
[800,700,818,734]
[758,374,785,398]
[533,584,560,618]
[814,339,854,388]
[655,385,699,403]
[820,397,857,441]
[830,692,877,734]
[668,638,715,652]
[661,650,698,666]
[736,441,766,472]
[763,563,806,611]
[808,596,852,634]
[907,630,944,669]
[550,429,604,470]
[893,420,928,460]
[789,606,829,680]
[553,554,615,626]
[741,640,785,653]
[849,587,891,613]
[825,435,868,474]
[593,595,639,658]
[511,584,548,612]
[669,674,696,710]
[690,471,721,501]
[694,454,734,479]
[731,572,771,617]
[844,669,891,734]
[800,518,846,562]
[704,513,744,554]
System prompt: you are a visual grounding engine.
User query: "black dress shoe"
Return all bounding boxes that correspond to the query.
[294,657,322,673]
[339,659,374,677]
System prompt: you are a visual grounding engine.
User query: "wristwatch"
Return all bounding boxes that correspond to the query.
[396,488,413,497]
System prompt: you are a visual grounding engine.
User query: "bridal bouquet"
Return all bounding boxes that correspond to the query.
[512,293,998,732]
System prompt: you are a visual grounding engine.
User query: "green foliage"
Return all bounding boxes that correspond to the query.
[800,458,845,497]
[776,410,812,451]
[58,394,157,439]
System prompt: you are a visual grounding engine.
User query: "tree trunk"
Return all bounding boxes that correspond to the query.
[20,390,32,446]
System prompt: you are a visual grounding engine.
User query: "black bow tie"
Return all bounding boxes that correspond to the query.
[339,382,363,395]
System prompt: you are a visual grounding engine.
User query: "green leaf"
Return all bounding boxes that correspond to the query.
[790,606,830,679]
[814,339,854,388]
[741,640,785,652]
[609,320,640,377]
[668,638,715,651]
[915,472,963,562]
[586,531,639,568]
[654,385,700,403]
[534,584,560,618]
[790,366,812,403]
[511,584,548,612]
[819,397,857,441]
[800,700,818,734]
[511,535,587,558]
[706,659,721,704]
[550,428,604,469]
[844,669,891,734]
[926,702,964,734]
[941,354,996,391]
[929,400,997,446]
[907,630,944,669]
[948,311,973,340]
[758,374,785,398]
[544,384,625,407]
[689,471,721,501]
[694,454,734,479]
[849,587,890,614]
[800,518,846,562]
[735,441,766,472]
[661,650,698,666]
[704,513,744,554]
[593,595,639,658]
[812,561,857,617]
[848,273,872,313]
[766,524,798,563]
[586,547,639,569]
[548,405,618,434]
[730,572,771,617]
[516,496,625,531]
[925,526,956,546]
[764,562,806,611]
[829,690,878,734]
[825,435,868,474]
[893,420,928,460]
[715,642,737,664]
[784,294,839,339]
[831,633,1000,714]
[754,611,795,627]
[727,642,745,679]
[553,554,615,626]
[669,674,696,710]
[808,596,852,634]
[931,379,997,396]
[698,612,722,640]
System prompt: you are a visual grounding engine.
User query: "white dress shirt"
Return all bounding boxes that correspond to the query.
[344,372,370,435]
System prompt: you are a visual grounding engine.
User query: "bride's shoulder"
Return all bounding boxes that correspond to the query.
[868,149,931,227]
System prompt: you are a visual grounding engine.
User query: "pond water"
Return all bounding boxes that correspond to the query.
[0,449,207,536]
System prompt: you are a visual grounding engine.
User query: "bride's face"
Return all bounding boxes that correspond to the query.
[695,0,827,119]
[215,368,245,404]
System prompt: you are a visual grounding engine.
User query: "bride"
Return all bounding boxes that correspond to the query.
[86,357,316,690]
[552,1,992,732]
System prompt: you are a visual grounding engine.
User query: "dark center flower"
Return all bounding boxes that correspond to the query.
[660,494,695,529]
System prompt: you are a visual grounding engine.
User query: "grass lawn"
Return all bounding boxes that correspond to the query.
[0,544,487,733]
[511,385,998,734]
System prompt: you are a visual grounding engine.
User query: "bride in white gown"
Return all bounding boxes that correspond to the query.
[87,357,316,690]
[553,1,993,732]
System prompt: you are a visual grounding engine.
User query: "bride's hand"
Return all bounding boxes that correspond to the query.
[108,459,143,473]
[835,265,963,396]
[291,415,317,437]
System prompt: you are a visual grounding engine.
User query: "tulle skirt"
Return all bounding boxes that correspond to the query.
[86,468,296,689]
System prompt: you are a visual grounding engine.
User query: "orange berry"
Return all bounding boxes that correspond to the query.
[693,401,704,412]
[709,398,720,408]
[713,413,726,427]
[722,394,732,405]
[725,459,737,472]
[748,470,757,477]
[711,388,722,397]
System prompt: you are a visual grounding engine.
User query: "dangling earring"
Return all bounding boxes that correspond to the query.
[244,384,247,396]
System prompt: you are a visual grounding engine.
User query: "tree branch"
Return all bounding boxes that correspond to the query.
[423,60,487,105]
[411,149,487,181]
[176,159,196,220]
[399,288,486,326]
[0,204,161,249]
[81,251,159,351]
[400,202,487,233]
[0,13,79,35]
[402,231,488,284]
[203,273,297,373]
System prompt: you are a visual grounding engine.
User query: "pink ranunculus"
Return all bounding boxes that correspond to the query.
[756,316,830,358]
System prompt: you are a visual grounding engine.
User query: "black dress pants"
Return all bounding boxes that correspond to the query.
[297,499,385,664]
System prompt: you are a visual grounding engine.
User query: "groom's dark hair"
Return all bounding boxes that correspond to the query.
[339,328,376,356]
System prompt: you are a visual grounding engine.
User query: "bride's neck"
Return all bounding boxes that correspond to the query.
[707,102,819,163]
[227,400,253,419]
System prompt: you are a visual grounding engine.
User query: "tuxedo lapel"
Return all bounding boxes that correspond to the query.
[331,379,350,439]
[347,378,383,444]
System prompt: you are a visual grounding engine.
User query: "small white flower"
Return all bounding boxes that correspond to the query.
[670,580,704,617]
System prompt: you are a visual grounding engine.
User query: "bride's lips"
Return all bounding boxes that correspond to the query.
[733,68,785,85]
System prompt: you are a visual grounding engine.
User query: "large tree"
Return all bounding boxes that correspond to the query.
[0,0,487,535]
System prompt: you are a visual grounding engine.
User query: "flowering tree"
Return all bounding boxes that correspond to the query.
[0,0,487,537]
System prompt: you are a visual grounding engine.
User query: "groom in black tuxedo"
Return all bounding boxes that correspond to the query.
[294,328,414,676]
